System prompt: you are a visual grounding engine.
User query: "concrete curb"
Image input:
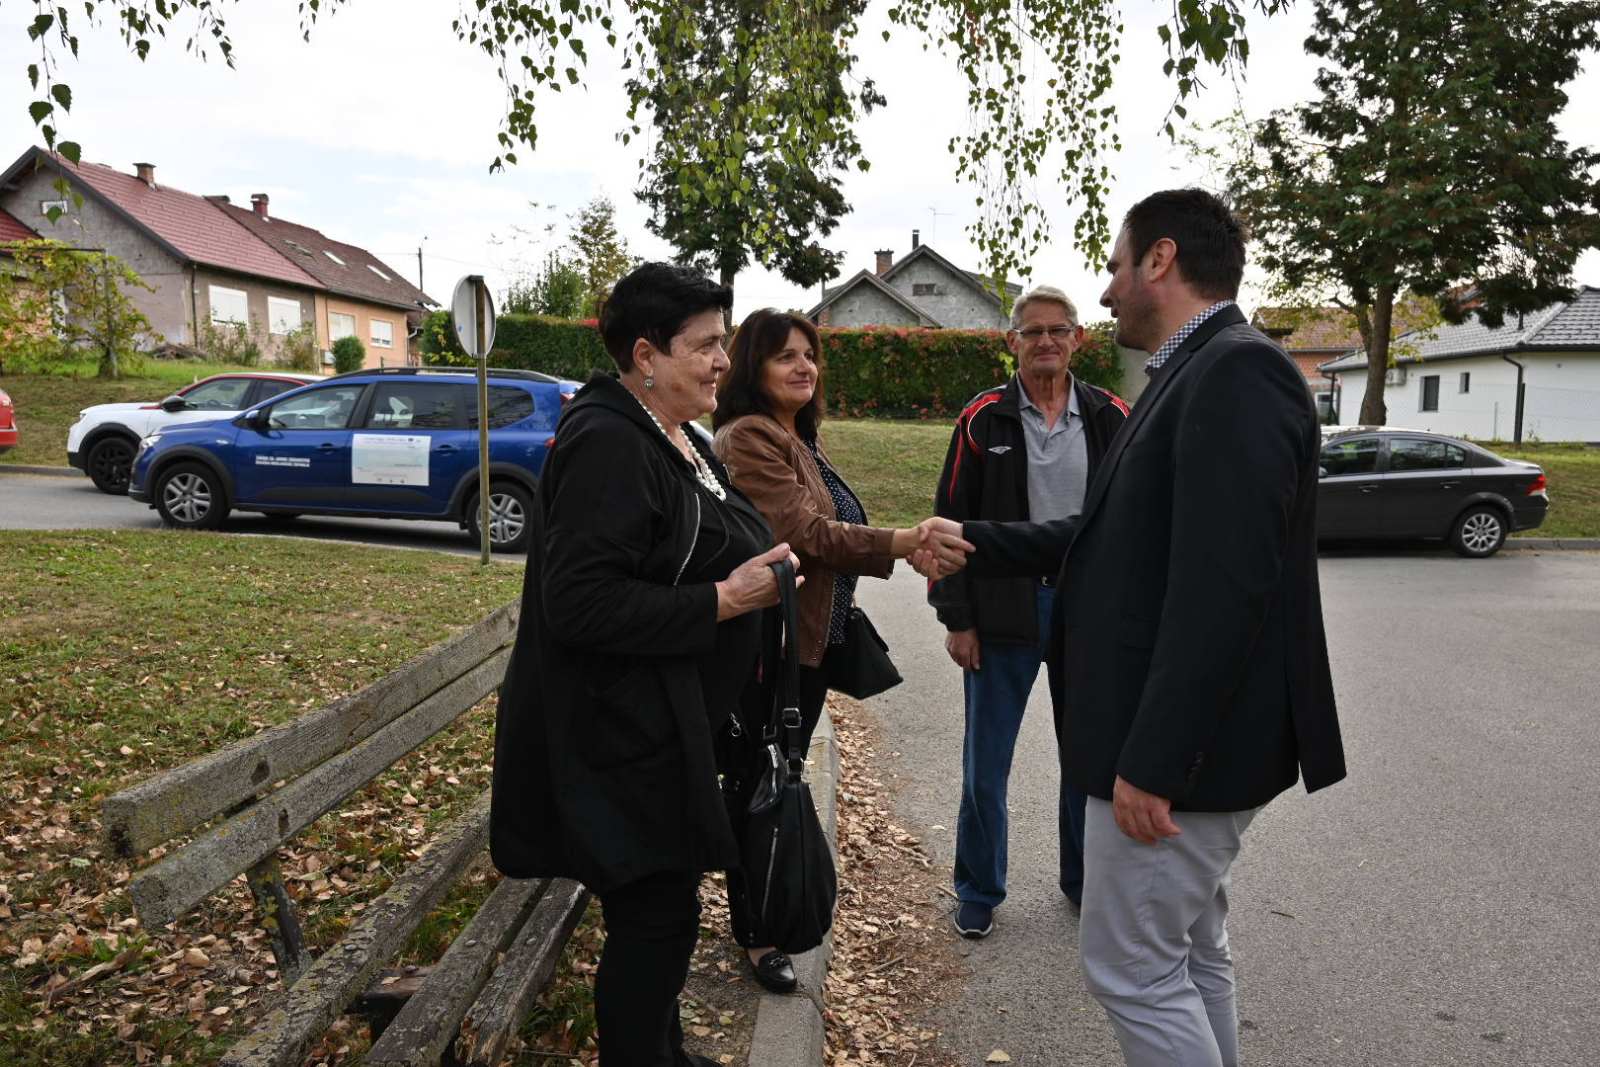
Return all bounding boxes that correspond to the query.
[0,463,82,477]
[746,709,838,1067]
[1504,537,1600,550]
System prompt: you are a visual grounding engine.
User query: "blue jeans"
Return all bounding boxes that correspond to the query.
[954,583,1087,907]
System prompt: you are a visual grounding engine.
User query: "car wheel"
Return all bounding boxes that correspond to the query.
[466,481,533,553]
[1449,505,1507,558]
[86,436,136,495]
[154,462,230,531]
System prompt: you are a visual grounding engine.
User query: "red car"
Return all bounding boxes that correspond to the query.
[0,386,16,453]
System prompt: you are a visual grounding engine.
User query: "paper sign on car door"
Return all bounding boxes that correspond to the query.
[352,434,430,486]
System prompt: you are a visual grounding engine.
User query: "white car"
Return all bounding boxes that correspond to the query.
[68,371,321,493]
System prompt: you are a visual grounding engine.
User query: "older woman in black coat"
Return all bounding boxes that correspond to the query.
[491,263,797,1067]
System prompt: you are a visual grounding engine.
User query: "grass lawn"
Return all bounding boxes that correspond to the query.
[819,417,951,529]
[0,529,620,1066]
[0,361,263,469]
[1490,443,1600,539]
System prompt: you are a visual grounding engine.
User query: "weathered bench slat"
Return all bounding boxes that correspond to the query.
[219,792,492,1067]
[362,877,549,1067]
[102,602,519,858]
[129,648,511,929]
[455,879,590,1067]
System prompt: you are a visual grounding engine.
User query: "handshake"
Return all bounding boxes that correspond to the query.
[891,517,975,579]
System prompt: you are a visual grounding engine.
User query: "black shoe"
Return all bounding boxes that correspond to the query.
[748,949,798,993]
[954,901,994,939]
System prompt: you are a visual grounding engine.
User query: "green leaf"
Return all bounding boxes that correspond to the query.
[52,84,72,112]
[28,101,52,124]
[58,141,81,164]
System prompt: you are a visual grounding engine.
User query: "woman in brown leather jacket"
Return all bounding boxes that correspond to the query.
[712,308,954,992]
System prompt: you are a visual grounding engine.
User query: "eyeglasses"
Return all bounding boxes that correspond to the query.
[1014,324,1078,343]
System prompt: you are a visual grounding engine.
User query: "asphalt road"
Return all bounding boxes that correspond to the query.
[0,470,497,557]
[855,551,1600,1067]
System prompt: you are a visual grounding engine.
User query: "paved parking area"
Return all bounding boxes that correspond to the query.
[857,551,1600,1067]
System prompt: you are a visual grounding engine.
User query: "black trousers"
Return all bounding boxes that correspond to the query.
[723,662,829,949]
[594,869,702,1067]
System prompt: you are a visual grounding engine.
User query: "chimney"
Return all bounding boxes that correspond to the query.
[912,229,921,250]
[134,162,155,186]
[875,249,894,276]
[250,193,270,220]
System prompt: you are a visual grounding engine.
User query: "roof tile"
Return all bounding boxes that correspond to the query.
[0,205,37,243]
[219,202,433,311]
[62,158,319,288]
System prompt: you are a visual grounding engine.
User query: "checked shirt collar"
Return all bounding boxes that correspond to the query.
[1143,299,1236,377]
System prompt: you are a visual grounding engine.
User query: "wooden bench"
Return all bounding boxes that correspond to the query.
[101,602,589,1067]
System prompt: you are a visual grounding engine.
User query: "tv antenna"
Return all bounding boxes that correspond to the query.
[928,205,954,244]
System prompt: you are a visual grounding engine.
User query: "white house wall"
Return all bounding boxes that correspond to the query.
[1334,351,1600,442]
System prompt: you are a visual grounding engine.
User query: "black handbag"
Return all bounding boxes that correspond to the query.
[741,559,838,955]
[823,606,902,700]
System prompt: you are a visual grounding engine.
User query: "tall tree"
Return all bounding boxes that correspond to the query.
[627,0,879,319]
[0,239,157,377]
[566,196,634,317]
[1221,0,1600,425]
[503,251,587,318]
[17,1,1284,285]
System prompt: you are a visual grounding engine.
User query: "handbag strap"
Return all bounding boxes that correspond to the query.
[767,559,805,769]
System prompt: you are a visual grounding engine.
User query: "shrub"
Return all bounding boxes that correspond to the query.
[279,323,319,372]
[197,319,263,367]
[331,335,366,374]
[819,321,1125,419]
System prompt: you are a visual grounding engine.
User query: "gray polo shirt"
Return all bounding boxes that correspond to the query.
[1017,377,1090,523]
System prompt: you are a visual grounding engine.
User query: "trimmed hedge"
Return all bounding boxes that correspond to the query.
[819,323,1125,418]
[419,310,612,380]
[420,309,1125,418]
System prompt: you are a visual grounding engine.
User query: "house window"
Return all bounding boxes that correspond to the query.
[39,199,68,216]
[370,318,394,348]
[1420,375,1440,412]
[1459,372,1471,394]
[324,251,346,266]
[329,312,357,341]
[912,283,939,296]
[208,285,249,326]
[367,265,391,282]
[267,297,302,336]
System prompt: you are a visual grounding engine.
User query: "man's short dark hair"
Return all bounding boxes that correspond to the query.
[1122,189,1246,301]
[598,262,733,371]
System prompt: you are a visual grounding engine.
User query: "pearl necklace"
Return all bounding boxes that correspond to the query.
[632,390,727,500]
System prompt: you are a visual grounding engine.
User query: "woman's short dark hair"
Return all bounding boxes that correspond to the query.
[713,308,824,440]
[598,262,733,372]
[1122,188,1246,301]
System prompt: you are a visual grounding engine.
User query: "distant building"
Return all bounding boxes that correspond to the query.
[0,146,434,368]
[808,231,1021,330]
[1319,286,1600,442]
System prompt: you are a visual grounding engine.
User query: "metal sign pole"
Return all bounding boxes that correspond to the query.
[451,275,499,565]
[476,287,492,566]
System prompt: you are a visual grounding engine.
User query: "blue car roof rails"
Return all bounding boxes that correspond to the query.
[324,366,565,384]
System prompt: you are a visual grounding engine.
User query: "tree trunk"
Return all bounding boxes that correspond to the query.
[719,263,736,333]
[1358,284,1396,425]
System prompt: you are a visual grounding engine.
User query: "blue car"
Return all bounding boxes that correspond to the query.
[128,367,579,552]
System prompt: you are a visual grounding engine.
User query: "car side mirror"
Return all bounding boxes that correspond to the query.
[1318,466,1329,478]
[243,408,269,430]
[160,395,187,413]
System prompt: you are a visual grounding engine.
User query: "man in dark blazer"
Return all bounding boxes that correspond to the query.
[935,189,1346,1066]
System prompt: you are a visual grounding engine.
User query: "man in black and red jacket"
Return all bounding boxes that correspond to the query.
[929,286,1129,938]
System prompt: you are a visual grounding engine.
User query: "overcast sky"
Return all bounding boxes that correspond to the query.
[3,2,1597,323]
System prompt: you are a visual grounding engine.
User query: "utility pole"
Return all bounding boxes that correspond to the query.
[417,236,427,293]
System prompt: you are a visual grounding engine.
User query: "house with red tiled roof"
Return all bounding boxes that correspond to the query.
[0,147,433,367]
[1252,302,1435,422]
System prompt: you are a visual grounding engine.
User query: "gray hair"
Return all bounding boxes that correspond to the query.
[1009,285,1079,330]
